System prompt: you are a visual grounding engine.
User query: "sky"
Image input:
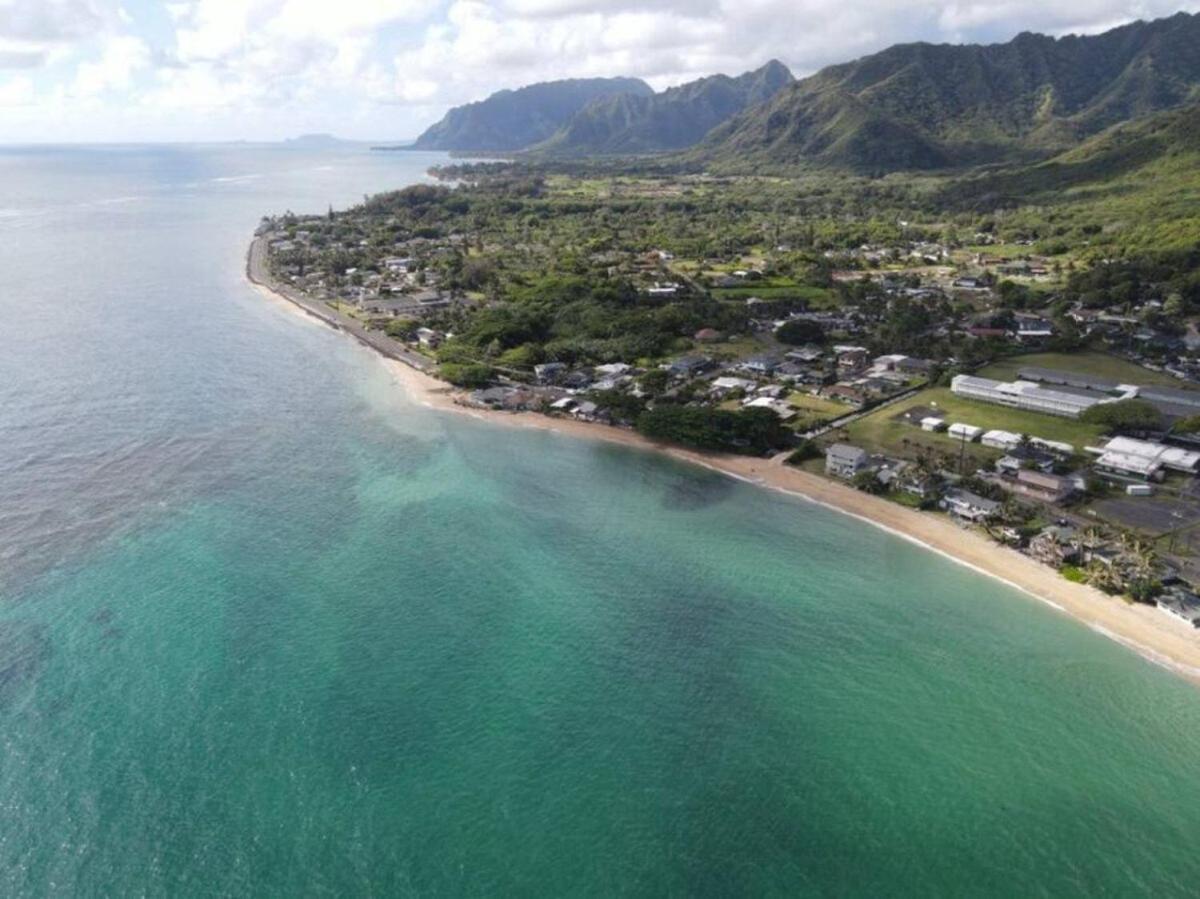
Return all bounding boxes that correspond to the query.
[1,0,1197,143]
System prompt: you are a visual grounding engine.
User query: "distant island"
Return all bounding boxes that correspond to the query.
[252,10,1200,682]
[281,133,352,148]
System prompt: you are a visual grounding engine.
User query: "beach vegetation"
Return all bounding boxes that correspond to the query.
[635,405,790,455]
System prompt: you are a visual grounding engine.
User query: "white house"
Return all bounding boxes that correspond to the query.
[940,489,1001,522]
[981,429,1022,451]
[947,423,984,442]
[826,443,868,479]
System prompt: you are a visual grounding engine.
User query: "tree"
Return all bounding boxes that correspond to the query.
[774,319,825,346]
[851,469,885,494]
[439,363,492,387]
[1079,400,1162,434]
[635,405,788,455]
[1175,415,1200,434]
[384,318,417,339]
[787,439,822,465]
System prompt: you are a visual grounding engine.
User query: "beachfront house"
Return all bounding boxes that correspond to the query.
[825,443,868,480]
[940,489,1001,522]
[1157,586,1200,628]
[1029,526,1080,566]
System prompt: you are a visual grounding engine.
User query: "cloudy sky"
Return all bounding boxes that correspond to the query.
[1,0,1197,142]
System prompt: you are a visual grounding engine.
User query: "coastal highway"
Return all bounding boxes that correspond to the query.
[246,237,436,375]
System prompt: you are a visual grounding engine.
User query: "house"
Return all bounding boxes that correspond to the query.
[900,472,941,499]
[940,489,1001,522]
[787,345,824,364]
[740,355,781,376]
[572,401,605,422]
[776,362,818,382]
[947,423,983,442]
[667,356,713,378]
[921,417,947,432]
[1029,526,1080,566]
[1008,469,1074,504]
[1015,315,1055,341]
[822,384,866,406]
[710,376,756,396]
[872,354,932,375]
[645,282,680,297]
[744,397,796,420]
[966,327,1009,339]
[563,371,593,391]
[834,345,870,375]
[953,277,987,290]
[594,363,632,378]
[534,362,567,384]
[995,447,1057,475]
[415,327,443,349]
[468,388,516,410]
[981,429,1023,451]
[1157,587,1200,628]
[825,443,868,479]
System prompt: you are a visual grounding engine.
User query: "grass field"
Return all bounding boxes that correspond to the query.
[786,392,846,429]
[979,351,1191,390]
[711,285,834,304]
[838,387,1107,460]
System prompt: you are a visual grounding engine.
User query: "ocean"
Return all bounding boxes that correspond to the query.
[2,143,1200,896]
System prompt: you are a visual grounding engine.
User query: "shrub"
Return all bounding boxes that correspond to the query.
[1079,399,1162,433]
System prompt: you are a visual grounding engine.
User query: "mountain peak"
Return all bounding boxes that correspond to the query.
[411,77,653,152]
[698,11,1200,173]
[532,61,793,157]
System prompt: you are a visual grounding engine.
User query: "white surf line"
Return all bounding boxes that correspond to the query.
[685,459,1200,683]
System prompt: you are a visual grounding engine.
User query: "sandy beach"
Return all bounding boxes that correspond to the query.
[252,267,1200,687]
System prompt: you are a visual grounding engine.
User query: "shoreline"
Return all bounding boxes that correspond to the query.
[247,242,1200,687]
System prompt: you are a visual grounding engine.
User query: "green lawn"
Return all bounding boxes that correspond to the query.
[980,351,1192,390]
[838,387,1107,460]
[787,392,845,416]
[712,285,833,304]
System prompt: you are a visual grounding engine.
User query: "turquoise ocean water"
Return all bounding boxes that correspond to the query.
[2,145,1200,896]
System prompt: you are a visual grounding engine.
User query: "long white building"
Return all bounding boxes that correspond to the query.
[950,375,1115,418]
[1087,436,1200,480]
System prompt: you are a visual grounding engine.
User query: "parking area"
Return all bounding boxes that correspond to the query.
[1088,495,1200,536]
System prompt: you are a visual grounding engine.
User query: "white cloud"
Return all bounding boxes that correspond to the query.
[0,0,112,43]
[71,33,149,96]
[0,71,34,103]
[4,0,1200,141]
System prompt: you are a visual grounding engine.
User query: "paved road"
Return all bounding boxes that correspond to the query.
[246,237,436,374]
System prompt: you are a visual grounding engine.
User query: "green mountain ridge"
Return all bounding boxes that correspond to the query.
[944,101,1200,206]
[699,11,1200,172]
[532,60,793,156]
[411,77,654,152]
